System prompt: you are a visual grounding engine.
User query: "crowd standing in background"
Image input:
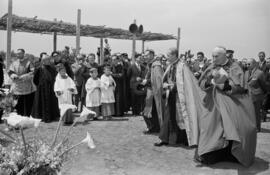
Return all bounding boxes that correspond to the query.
[1,38,270,167]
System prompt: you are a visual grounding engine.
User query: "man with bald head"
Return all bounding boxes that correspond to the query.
[245,58,269,131]
[196,46,257,167]
[155,48,201,147]
[8,49,36,116]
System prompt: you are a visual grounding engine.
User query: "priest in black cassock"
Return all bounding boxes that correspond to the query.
[32,54,60,122]
[112,54,125,116]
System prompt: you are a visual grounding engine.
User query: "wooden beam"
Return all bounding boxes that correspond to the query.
[132,19,136,62]
[6,0,12,69]
[177,27,181,57]
[100,38,104,65]
[76,9,81,55]
[142,40,145,53]
[53,32,57,52]
[53,18,57,52]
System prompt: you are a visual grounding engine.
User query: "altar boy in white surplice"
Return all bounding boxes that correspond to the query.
[100,66,116,120]
[54,64,77,124]
[85,68,101,119]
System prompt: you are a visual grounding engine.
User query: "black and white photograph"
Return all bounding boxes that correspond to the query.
[0,0,270,174]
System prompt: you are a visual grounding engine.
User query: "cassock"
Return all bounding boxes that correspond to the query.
[32,65,60,122]
[123,61,131,112]
[112,62,125,116]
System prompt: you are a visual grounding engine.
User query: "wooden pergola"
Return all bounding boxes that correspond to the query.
[1,0,180,68]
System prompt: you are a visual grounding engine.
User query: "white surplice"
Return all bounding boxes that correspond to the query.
[54,73,77,105]
[85,77,102,107]
[100,74,116,103]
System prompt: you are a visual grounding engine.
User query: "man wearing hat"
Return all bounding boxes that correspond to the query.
[196,46,257,167]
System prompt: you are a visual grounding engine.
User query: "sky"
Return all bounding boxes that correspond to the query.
[0,0,269,60]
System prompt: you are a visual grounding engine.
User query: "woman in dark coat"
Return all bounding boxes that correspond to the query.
[32,54,60,122]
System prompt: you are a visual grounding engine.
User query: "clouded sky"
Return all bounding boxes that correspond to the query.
[0,0,269,59]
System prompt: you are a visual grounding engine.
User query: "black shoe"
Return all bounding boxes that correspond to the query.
[143,129,159,135]
[143,130,154,135]
[154,142,168,147]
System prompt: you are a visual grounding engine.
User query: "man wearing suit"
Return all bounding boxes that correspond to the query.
[127,54,147,115]
[258,51,269,74]
[192,52,209,79]
[263,58,270,121]
[245,58,269,131]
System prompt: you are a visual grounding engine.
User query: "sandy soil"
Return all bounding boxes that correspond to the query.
[1,114,270,175]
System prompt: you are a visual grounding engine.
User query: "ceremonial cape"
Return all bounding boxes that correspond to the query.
[198,62,257,167]
[163,60,202,146]
[143,61,164,127]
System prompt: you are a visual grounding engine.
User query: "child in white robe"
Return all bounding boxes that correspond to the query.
[100,66,116,120]
[54,64,77,124]
[85,68,101,119]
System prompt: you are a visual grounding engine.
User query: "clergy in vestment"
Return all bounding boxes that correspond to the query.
[155,48,201,147]
[142,50,164,134]
[8,49,36,116]
[196,46,257,167]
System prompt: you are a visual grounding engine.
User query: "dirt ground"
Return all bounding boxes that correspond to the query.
[1,114,270,175]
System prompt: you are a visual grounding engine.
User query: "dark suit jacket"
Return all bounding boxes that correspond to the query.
[245,67,269,101]
[73,64,89,87]
[191,59,209,73]
[258,61,269,74]
[127,63,146,89]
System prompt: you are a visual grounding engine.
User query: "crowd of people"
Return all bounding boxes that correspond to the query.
[0,42,269,167]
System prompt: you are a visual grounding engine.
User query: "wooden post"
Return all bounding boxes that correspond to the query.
[6,0,12,69]
[100,38,104,65]
[131,19,136,62]
[76,9,81,55]
[142,40,145,53]
[177,27,181,57]
[53,18,57,52]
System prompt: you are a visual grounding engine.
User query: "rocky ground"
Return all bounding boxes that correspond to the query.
[1,114,270,175]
